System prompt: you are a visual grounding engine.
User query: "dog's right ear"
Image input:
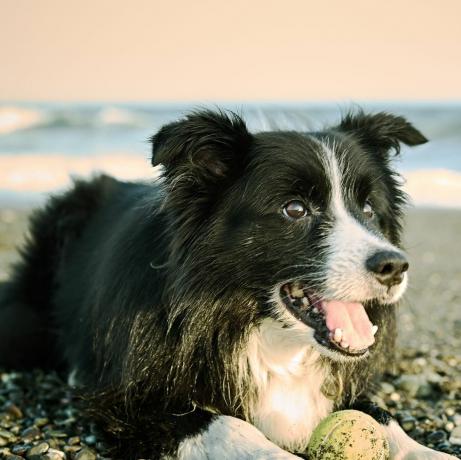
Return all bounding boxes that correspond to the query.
[338,110,428,156]
[150,109,252,186]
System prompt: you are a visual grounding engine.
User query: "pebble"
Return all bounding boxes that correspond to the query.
[44,448,66,459]
[380,382,395,394]
[27,441,49,457]
[445,421,455,432]
[3,403,23,420]
[0,429,16,442]
[21,426,41,443]
[67,436,80,446]
[83,435,96,446]
[400,415,416,432]
[449,425,461,446]
[44,430,67,439]
[1,347,461,459]
[395,374,434,398]
[64,445,82,455]
[34,418,49,427]
[453,414,461,426]
[426,430,447,444]
[395,374,423,396]
[11,444,30,455]
[74,447,97,460]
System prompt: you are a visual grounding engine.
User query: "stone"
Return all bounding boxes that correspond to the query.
[11,443,30,455]
[0,429,16,442]
[395,374,432,398]
[83,435,96,446]
[449,425,461,445]
[27,441,49,457]
[44,431,67,439]
[21,426,41,443]
[34,418,49,427]
[67,436,80,446]
[43,448,66,460]
[74,447,97,460]
[400,415,416,432]
[426,430,447,444]
[4,403,23,420]
[445,421,455,432]
[380,382,395,394]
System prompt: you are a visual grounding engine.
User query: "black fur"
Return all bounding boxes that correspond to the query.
[0,109,427,458]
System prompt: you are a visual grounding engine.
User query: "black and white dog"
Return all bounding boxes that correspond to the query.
[0,109,454,459]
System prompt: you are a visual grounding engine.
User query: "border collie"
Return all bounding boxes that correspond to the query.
[0,109,455,459]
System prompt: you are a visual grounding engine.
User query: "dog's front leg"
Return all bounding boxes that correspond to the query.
[176,415,301,460]
[352,401,456,460]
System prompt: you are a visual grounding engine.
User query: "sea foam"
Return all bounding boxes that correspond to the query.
[0,154,460,208]
[0,107,43,134]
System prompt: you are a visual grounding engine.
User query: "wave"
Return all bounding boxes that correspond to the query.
[0,153,156,192]
[0,106,148,135]
[0,107,43,134]
[403,169,461,208]
[0,154,460,208]
[98,107,142,126]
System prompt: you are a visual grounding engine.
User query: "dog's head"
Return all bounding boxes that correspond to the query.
[151,109,427,361]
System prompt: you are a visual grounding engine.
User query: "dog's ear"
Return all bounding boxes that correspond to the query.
[337,110,428,156]
[151,109,252,184]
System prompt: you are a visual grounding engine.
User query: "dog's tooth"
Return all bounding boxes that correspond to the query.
[302,297,309,307]
[372,325,378,336]
[340,340,349,349]
[333,328,342,343]
[312,307,319,314]
[294,282,307,296]
[291,287,304,298]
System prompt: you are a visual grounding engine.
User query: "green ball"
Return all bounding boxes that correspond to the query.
[307,410,390,460]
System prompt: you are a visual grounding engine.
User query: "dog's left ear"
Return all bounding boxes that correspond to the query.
[150,109,252,185]
[337,111,428,156]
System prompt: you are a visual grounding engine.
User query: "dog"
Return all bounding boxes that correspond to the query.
[0,109,455,459]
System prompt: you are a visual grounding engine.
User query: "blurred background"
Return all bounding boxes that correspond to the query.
[1,0,461,208]
[0,0,460,348]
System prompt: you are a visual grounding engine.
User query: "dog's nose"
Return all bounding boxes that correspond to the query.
[366,251,409,287]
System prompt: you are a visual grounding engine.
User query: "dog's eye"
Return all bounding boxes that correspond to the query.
[283,200,308,220]
[362,200,374,219]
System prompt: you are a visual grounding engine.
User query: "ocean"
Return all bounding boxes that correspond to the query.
[0,102,460,207]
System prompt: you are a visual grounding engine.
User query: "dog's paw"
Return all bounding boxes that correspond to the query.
[385,421,458,460]
[395,448,457,460]
[252,452,301,460]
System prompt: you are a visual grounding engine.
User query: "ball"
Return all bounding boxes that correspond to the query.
[307,410,390,460]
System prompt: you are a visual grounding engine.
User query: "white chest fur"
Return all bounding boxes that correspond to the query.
[242,318,333,453]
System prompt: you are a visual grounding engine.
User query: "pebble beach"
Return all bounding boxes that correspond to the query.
[0,206,460,459]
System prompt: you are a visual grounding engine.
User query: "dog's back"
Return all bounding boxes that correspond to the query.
[0,174,146,371]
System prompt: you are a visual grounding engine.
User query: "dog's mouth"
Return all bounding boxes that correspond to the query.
[280,282,378,357]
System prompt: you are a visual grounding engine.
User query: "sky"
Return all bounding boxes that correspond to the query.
[1,0,461,101]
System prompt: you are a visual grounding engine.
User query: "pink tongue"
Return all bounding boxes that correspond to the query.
[321,300,375,350]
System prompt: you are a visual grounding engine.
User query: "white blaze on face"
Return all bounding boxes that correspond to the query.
[318,140,407,303]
